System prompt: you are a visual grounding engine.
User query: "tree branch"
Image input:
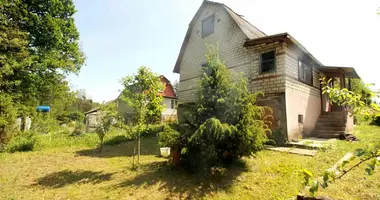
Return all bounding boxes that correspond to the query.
[332,156,374,181]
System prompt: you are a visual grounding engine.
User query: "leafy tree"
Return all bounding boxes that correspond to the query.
[95,102,118,152]
[173,80,179,96]
[350,78,374,105]
[302,77,380,197]
[179,45,269,172]
[120,66,164,167]
[0,0,84,137]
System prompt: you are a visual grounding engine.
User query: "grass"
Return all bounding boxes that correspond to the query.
[0,125,379,200]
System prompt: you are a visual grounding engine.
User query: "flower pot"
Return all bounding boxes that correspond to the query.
[160,147,171,157]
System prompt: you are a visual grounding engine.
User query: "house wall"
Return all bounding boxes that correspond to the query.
[178,4,262,102]
[284,44,322,140]
[162,98,177,117]
[117,97,178,123]
[177,4,289,138]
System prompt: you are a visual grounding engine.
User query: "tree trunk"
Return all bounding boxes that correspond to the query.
[137,132,141,168]
[99,136,104,152]
[171,145,181,168]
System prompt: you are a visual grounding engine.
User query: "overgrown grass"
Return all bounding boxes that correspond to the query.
[0,125,379,199]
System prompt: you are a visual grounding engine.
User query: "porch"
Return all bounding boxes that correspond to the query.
[310,66,360,138]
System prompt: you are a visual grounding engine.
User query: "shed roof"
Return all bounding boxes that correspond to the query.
[319,66,360,79]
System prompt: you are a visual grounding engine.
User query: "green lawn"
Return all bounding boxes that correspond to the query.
[0,125,379,200]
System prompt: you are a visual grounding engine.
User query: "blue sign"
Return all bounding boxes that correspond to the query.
[36,106,50,112]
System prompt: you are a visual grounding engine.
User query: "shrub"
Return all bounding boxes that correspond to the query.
[31,114,60,134]
[371,114,380,126]
[4,132,36,153]
[71,121,85,136]
[104,135,132,146]
[104,127,133,146]
[57,111,85,125]
[157,124,180,148]
[178,45,269,172]
[140,124,165,137]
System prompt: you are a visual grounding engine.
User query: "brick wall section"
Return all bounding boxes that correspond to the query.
[248,42,286,95]
[178,4,261,103]
[284,44,321,98]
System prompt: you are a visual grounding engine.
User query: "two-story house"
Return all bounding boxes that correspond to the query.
[173,1,360,141]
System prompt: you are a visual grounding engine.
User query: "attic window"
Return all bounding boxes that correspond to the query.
[202,14,214,38]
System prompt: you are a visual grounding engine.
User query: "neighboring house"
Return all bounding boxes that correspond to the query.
[173,1,360,141]
[116,75,178,122]
[85,75,178,132]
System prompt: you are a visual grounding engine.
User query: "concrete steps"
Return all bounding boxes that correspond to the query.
[311,111,346,139]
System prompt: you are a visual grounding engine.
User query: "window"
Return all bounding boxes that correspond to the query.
[260,51,275,73]
[202,14,214,38]
[175,100,178,108]
[298,60,312,85]
[298,114,304,124]
[171,100,175,109]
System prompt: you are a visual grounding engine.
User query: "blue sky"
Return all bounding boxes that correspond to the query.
[69,0,380,102]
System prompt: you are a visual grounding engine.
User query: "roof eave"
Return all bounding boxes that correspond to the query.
[244,33,324,67]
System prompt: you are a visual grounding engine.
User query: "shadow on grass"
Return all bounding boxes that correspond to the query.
[113,160,249,199]
[76,136,159,158]
[32,170,114,188]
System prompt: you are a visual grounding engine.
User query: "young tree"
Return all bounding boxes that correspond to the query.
[120,66,164,167]
[180,45,270,172]
[95,102,118,152]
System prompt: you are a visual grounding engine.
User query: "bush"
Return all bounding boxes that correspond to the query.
[371,114,380,126]
[4,132,36,153]
[71,121,85,136]
[31,114,60,134]
[157,124,180,148]
[104,135,132,146]
[139,124,165,137]
[104,127,133,146]
[178,45,269,173]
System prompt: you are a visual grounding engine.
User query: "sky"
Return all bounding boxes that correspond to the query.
[69,0,380,103]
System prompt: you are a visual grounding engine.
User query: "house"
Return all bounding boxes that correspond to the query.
[85,75,178,132]
[173,1,360,141]
[116,75,178,123]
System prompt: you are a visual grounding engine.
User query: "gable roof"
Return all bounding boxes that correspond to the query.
[172,0,266,73]
[159,75,178,98]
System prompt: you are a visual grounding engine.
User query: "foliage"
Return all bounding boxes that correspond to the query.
[4,131,36,153]
[173,80,179,96]
[303,145,380,197]
[120,66,164,125]
[120,66,164,167]
[0,0,84,139]
[95,102,118,152]
[157,124,180,148]
[301,78,380,197]
[321,77,380,114]
[350,78,374,105]
[179,45,270,172]
[31,113,60,134]
[57,111,85,125]
[0,94,18,143]
[71,121,85,136]
[103,127,133,146]
[371,114,380,126]
[139,124,166,137]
